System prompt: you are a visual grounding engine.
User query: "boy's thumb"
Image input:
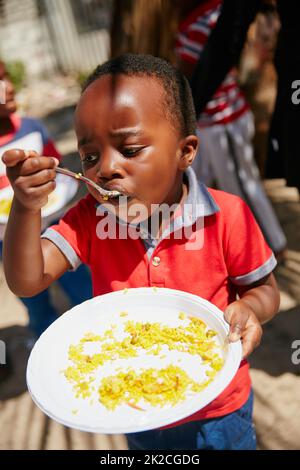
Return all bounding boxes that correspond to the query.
[2,149,28,167]
[229,323,242,342]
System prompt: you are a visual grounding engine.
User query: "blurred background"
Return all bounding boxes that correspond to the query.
[0,0,300,450]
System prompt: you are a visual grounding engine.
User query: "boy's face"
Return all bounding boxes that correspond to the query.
[75,74,197,221]
[0,63,17,118]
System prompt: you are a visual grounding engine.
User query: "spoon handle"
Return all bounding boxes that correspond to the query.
[55,167,121,197]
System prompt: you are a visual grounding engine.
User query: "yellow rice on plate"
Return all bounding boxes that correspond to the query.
[63,314,224,411]
[0,192,59,218]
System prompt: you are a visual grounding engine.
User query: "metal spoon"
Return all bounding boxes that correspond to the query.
[55,167,122,199]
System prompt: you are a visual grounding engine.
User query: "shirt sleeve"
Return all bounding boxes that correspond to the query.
[225,198,277,285]
[41,196,93,270]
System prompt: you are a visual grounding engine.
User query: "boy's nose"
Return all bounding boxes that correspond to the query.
[96,152,124,182]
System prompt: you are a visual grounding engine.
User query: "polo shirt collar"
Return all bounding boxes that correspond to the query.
[183,166,220,220]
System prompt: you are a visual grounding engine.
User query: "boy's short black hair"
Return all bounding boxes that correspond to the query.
[82,54,197,136]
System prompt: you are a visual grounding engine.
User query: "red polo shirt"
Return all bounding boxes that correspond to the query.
[42,168,276,425]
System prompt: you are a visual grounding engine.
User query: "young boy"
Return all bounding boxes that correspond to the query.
[2,54,279,450]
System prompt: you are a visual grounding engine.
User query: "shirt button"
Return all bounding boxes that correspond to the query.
[152,256,161,267]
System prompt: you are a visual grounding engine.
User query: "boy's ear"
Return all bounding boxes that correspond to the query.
[177,135,198,171]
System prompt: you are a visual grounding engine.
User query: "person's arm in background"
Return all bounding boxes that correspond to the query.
[266,0,300,193]
[189,0,262,117]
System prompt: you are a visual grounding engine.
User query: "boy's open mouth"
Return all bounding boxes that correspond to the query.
[100,183,132,200]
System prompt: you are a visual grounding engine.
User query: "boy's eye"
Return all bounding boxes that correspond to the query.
[83,154,98,163]
[122,147,143,158]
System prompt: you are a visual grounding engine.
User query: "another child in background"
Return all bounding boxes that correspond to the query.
[0,61,92,337]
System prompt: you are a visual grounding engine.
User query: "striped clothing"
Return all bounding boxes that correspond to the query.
[176,0,249,126]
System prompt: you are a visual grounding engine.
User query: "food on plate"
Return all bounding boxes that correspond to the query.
[63,314,224,411]
[98,365,210,410]
[0,192,59,218]
[0,198,12,216]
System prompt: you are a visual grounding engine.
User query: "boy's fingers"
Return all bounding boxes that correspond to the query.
[27,180,56,197]
[223,303,240,324]
[242,338,261,358]
[16,169,57,188]
[224,305,249,342]
[241,339,255,359]
[229,323,243,342]
[16,156,59,176]
[2,149,29,167]
[241,323,262,358]
[2,149,59,173]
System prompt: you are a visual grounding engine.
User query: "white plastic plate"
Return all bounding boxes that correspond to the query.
[26,287,242,434]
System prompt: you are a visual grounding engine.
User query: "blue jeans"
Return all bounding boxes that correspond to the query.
[0,241,92,337]
[126,390,256,450]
